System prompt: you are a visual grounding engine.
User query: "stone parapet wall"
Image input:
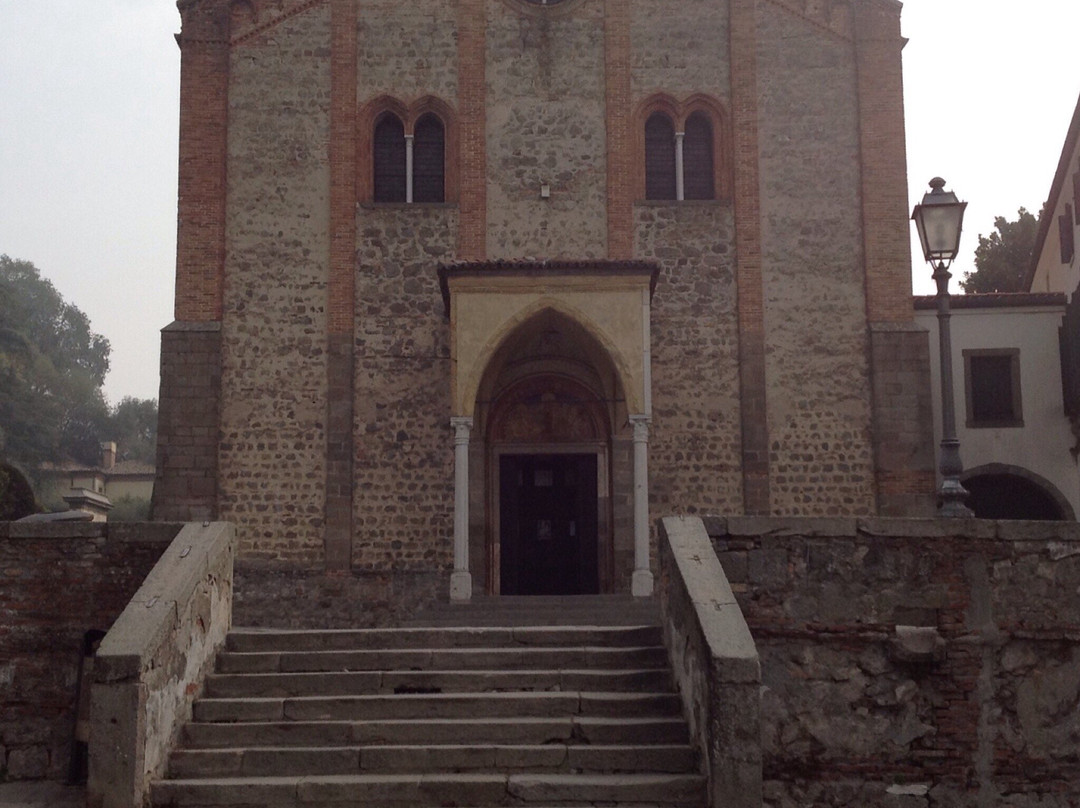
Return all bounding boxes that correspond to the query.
[704,516,1080,807]
[0,522,182,782]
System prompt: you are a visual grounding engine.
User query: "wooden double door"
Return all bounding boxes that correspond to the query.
[499,453,599,596]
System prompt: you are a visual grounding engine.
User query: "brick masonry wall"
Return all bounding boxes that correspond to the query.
[485,0,607,260]
[357,0,458,103]
[152,323,222,522]
[0,523,180,782]
[635,203,743,520]
[353,206,458,572]
[756,6,876,515]
[629,0,730,105]
[218,5,332,564]
[707,516,1080,807]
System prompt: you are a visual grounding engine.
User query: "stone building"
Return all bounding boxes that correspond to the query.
[153,0,934,609]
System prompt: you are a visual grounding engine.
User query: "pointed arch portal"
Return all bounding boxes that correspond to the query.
[438,261,659,600]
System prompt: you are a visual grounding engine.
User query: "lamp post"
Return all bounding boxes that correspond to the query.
[911,177,973,517]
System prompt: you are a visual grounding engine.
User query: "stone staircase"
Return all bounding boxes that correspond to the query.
[150,596,706,807]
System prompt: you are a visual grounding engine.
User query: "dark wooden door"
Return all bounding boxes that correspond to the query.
[499,454,598,596]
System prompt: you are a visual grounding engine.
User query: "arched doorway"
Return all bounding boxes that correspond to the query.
[474,309,629,595]
[961,465,1073,521]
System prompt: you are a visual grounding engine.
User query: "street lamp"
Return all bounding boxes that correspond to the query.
[912,177,973,517]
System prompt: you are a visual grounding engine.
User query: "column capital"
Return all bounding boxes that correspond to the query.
[629,414,651,441]
[451,416,474,444]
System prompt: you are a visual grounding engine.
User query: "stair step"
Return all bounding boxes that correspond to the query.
[205,668,673,697]
[150,772,706,807]
[226,625,663,652]
[169,743,697,777]
[193,692,682,722]
[216,645,669,673]
[182,717,692,748]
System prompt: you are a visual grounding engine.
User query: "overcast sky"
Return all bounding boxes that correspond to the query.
[1,1,1079,405]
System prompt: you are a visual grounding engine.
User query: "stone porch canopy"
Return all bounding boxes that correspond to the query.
[437,259,661,601]
[437,260,660,418]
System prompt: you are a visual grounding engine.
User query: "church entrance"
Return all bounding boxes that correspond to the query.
[499,453,599,595]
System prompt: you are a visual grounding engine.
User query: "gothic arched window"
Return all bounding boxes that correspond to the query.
[413,114,445,204]
[683,112,715,201]
[644,112,677,201]
[373,112,407,203]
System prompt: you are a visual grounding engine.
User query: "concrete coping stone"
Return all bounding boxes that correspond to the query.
[95,521,235,683]
[704,515,1080,543]
[0,520,183,543]
[661,516,759,684]
[0,521,108,539]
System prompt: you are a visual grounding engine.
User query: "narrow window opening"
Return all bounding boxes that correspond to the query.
[683,112,715,200]
[413,114,445,204]
[373,113,406,203]
[645,112,677,201]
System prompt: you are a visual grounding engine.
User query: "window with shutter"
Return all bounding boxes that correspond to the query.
[374,113,406,203]
[645,112,677,201]
[413,114,445,204]
[682,112,714,200]
[1060,206,1075,264]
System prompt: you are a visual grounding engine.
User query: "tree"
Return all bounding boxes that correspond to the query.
[0,255,112,468]
[108,396,158,465]
[959,207,1040,294]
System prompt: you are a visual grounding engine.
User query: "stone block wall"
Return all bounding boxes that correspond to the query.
[218,5,333,564]
[705,516,1080,807]
[0,522,180,782]
[756,7,876,516]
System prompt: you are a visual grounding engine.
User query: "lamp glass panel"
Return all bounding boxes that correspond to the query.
[917,203,964,260]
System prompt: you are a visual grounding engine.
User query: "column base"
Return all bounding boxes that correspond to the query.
[631,569,654,597]
[450,570,473,602]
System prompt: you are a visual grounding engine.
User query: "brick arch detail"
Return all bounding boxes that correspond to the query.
[632,92,732,202]
[358,95,459,203]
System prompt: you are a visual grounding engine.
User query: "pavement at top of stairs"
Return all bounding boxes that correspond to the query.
[0,782,83,807]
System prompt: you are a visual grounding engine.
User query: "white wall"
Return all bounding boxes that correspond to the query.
[915,302,1079,518]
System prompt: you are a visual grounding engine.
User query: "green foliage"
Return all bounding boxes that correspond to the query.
[0,462,38,520]
[0,255,112,468]
[107,495,151,522]
[959,208,1040,294]
[109,396,158,465]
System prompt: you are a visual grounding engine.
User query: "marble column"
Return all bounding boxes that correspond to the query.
[630,415,654,596]
[450,416,473,601]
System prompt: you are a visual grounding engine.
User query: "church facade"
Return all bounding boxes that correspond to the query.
[153,0,934,603]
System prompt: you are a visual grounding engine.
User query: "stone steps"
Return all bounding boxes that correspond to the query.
[204,667,673,697]
[169,743,697,777]
[153,602,704,807]
[216,645,670,673]
[181,715,692,748]
[151,772,705,807]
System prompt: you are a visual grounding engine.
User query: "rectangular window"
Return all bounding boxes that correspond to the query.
[964,348,1023,428]
[1060,207,1075,264]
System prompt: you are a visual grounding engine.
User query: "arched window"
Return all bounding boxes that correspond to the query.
[373,113,406,203]
[413,114,445,204]
[683,112,714,201]
[644,112,677,201]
